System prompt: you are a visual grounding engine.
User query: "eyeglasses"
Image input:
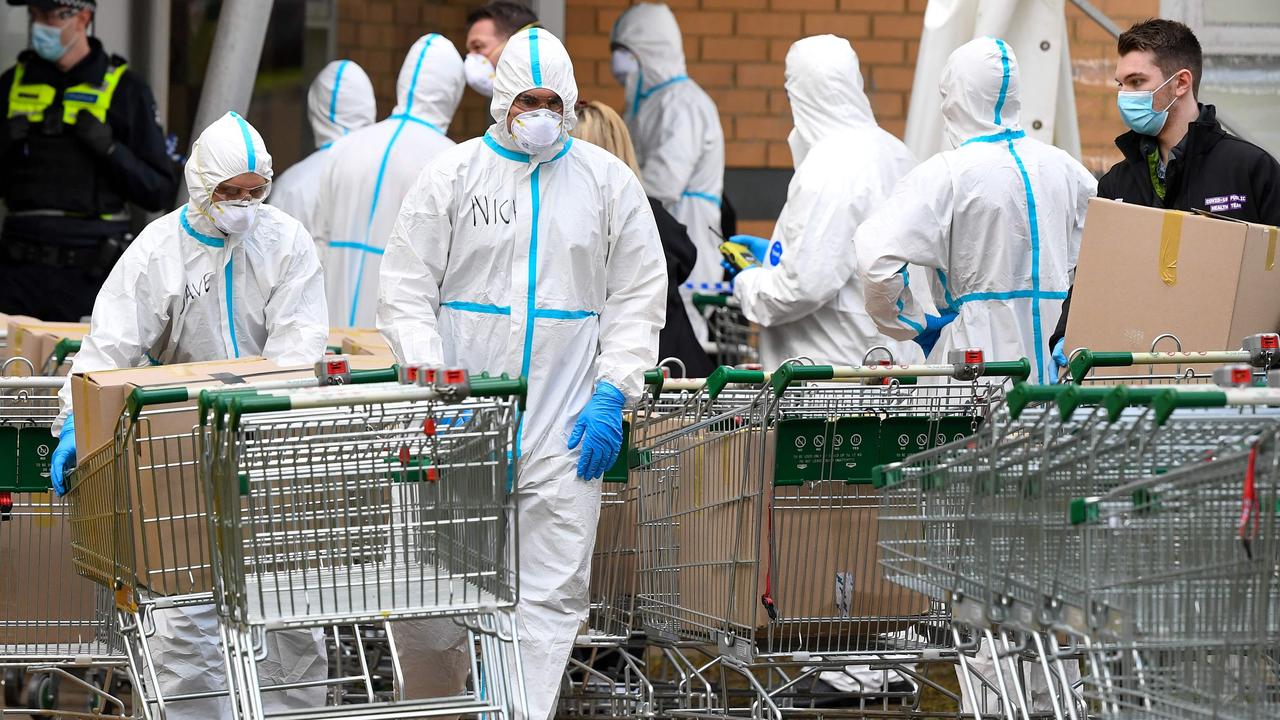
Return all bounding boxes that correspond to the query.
[213,180,270,202]
[512,92,563,114]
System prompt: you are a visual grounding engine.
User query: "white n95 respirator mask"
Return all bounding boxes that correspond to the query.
[210,200,260,235]
[464,53,495,97]
[510,109,563,155]
[611,48,639,85]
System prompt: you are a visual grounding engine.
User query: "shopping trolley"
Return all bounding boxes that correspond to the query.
[199,370,527,719]
[633,351,1030,718]
[63,359,397,718]
[562,366,782,719]
[876,373,1280,719]
[1,371,128,717]
[693,294,759,368]
[1069,426,1280,719]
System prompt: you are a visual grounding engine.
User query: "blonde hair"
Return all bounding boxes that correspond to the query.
[569,100,643,178]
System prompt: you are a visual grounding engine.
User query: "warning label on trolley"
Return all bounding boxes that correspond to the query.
[877,416,979,466]
[0,426,55,493]
[773,417,880,485]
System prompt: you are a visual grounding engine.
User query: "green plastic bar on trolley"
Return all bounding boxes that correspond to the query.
[643,366,771,403]
[127,366,400,422]
[1147,386,1280,425]
[1008,383,1205,423]
[769,358,1031,397]
[51,338,81,368]
[1068,348,1251,384]
[222,375,528,431]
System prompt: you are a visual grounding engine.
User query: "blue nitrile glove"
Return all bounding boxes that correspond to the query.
[729,235,771,265]
[1052,338,1069,381]
[913,312,958,357]
[51,416,77,496]
[567,382,626,480]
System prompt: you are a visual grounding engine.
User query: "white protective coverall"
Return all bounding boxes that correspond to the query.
[312,34,464,327]
[56,112,329,717]
[611,2,723,340]
[855,37,1096,385]
[269,59,377,229]
[732,35,923,370]
[377,28,666,720]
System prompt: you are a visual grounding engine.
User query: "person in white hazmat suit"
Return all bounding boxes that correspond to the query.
[723,35,923,369]
[376,27,666,720]
[269,59,376,230]
[855,37,1096,386]
[610,2,723,340]
[311,34,463,327]
[48,111,330,718]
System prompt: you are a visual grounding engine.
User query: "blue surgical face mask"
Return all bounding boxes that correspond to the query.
[1117,71,1181,136]
[30,21,69,63]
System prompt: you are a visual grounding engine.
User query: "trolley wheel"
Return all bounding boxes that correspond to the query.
[37,674,57,709]
[2,668,22,706]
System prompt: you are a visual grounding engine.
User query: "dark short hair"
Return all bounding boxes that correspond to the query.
[1118,18,1203,95]
[466,2,539,38]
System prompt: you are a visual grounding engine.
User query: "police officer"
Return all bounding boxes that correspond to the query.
[0,0,177,321]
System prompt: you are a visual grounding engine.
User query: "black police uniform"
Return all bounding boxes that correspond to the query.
[1051,104,1280,350]
[0,37,178,321]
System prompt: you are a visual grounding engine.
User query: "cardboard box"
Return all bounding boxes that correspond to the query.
[3,319,87,376]
[70,358,321,596]
[640,422,928,646]
[1066,199,1280,374]
[0,495,99,647]
[339,328,393,357]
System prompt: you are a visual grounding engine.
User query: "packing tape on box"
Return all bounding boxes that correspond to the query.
[1267,226,1277,271]
[1159,210,1184,286]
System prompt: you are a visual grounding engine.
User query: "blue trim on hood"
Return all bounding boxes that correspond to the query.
[630,74,689,116]
[993,38,1011,127]
[962,128,1025,146]
[484,133,530,162]
[329,59,349,124]
[229,111,257,174]
[179,205,225,248]
[529,28,543,86]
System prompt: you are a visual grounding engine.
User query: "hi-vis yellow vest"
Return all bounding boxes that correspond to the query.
[7,59,126,125]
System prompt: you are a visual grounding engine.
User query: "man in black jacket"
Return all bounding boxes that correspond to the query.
[0,0,178,321]
[1051,18,1280,362]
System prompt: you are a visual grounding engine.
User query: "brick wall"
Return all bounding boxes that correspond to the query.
[336,0,1159,172]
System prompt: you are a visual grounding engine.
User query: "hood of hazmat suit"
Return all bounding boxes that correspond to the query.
[311,34,464,327]
[377,28,666,720]
[270,59,377,230]
[611,2,723,340]
[855,38,1097,383]
[55,111,329,431]
[733,35,923,369]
